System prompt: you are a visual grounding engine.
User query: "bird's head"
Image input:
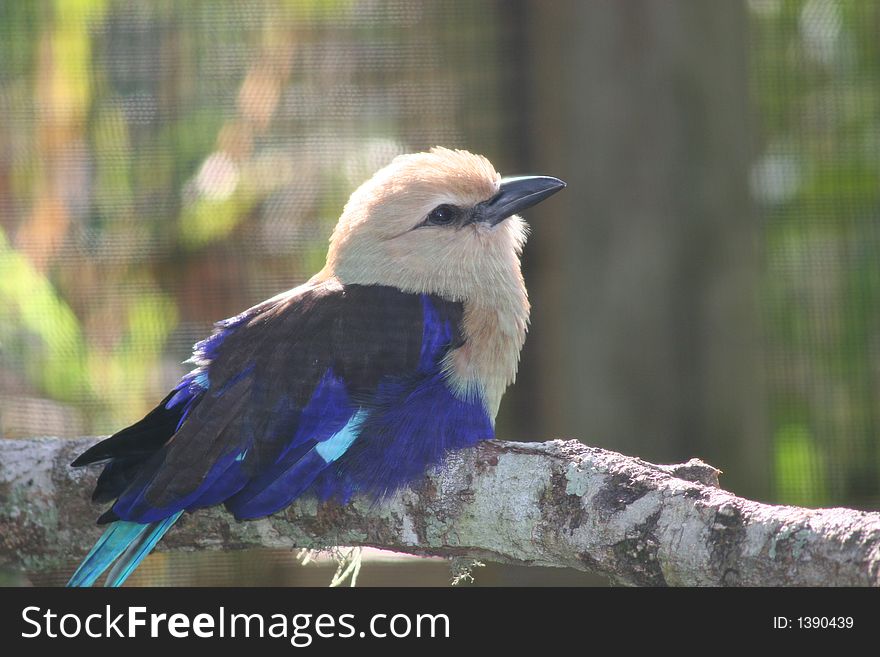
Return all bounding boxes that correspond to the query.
[322,147,565,303]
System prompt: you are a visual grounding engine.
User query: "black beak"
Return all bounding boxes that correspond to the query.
[479,175,566,226]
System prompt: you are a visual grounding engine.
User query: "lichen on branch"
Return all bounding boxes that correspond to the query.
[1,437,879,586]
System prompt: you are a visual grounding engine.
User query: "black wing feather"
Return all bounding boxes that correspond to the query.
[73,281,464,521]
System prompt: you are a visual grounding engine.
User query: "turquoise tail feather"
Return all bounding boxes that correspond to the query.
[104,511,182,587]
[67,522,148,587]
[66,511,183,587]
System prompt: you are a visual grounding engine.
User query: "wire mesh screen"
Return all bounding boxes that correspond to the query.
[2,0,880,587]
[0,0,529,586]
[0,0,518,441]
[749,0,880,509]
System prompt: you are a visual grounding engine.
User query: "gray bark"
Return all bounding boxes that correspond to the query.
[1,436,879,586]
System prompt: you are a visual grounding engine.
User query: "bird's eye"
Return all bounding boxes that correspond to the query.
[426,204,458,226]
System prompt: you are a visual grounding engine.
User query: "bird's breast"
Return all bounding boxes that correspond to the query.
[443,299,529,421]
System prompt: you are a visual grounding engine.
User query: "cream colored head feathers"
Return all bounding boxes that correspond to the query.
[322,147,528,305]
[314,147,552,419]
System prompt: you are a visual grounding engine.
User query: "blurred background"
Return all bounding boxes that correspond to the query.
[1,0,878,585]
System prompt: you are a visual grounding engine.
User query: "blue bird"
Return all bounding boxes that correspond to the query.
[67,147,565,586]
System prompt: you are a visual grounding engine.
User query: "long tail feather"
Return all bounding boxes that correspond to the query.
[66,511,182,587]
[104,511,182,587]
[67,522,149,587]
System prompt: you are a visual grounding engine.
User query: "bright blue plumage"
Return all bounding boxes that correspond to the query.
[103,512,183,587]
[67,512,182,587]
[68,289,492,586]
[65,155,564,587]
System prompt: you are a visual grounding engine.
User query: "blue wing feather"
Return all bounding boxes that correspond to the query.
[224,369,358,518]
[70,284,492,585]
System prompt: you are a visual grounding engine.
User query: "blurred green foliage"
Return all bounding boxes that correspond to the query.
[750,0,880,507]
[0,0,511,441]
[0,0,878,517]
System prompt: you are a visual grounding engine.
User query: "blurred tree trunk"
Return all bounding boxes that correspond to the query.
[510,0,768,500]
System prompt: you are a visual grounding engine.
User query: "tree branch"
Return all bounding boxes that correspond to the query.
[1,436,878,585]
